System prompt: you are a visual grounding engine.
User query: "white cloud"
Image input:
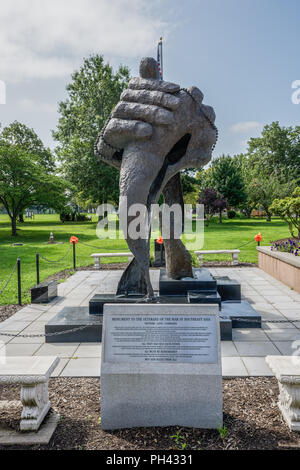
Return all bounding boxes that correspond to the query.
[0,0,169,82]
[230,121,262,133]
[19,99,57,113]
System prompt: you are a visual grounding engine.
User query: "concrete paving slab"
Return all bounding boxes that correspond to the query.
[242,357,274,376]
[221,341,239,357]
[264,330,300,342]
[232,328,269,341]
[34,343,80,358]
[234,341,280,357]
[221,357,248,377]
[75,344,102,357]
[3,343,42,357]
[60,357,101,377]
[0,411,59,446]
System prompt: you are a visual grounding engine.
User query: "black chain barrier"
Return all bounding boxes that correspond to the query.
[39,244,72,264]
[0,316,299,340]
[0,260,18,296]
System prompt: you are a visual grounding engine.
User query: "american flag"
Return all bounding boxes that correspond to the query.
[157,37,163,80]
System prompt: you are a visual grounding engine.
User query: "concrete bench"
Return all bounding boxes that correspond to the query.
[91,252,133,269]
[194,249,240,266]
[266,356,300,431]
[0,356,59,431]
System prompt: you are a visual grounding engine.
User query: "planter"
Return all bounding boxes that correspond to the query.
[257,246,300,293]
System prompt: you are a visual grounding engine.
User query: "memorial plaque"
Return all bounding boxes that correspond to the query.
[105,313,217,364]
[101,304,222,430]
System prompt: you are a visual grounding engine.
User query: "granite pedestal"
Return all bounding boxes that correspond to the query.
[215,276,241,302]
[45,307,102,343]
[31,281,57,303]
[101,304,222,430]
[159,268,216,296]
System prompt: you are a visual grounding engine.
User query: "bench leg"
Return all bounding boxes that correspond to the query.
[94,256,101,270]
[197,255,203,265]
[232,253,239,266]
[20,381,51,431]
[277,381,300,431]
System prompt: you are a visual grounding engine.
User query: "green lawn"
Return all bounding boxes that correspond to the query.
[0,213,290,305]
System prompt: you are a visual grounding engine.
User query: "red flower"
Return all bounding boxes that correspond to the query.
[70,236,78,244]
[254,232,262,242]
[157,236,164,245]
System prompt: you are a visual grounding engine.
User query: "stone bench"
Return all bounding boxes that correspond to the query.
[91,252,133,269]
[194,249,240,266]
[0,356,59,431]
[266,356,300,431]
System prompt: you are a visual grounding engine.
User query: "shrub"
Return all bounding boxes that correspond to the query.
[227,210,236,219]
[270,188,300,238]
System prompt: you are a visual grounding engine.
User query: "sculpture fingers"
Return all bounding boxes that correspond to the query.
[128,77,180,94]
[112,102,174,126]
[121,89,180,111]
[104,118,152,148]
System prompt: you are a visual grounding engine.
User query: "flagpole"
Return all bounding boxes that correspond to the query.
[157,37,163,80]
[160,37,163,80]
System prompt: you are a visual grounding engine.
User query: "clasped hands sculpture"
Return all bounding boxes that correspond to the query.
[95,57,217,299]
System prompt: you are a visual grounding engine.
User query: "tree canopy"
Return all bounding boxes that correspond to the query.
[0,123,71,235]
[53,55,130,206]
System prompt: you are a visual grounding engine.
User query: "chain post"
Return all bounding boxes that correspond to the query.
[73,241,76,270]
[36,252,40,285]
[17,257,21,306]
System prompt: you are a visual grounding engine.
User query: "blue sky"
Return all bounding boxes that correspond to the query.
[0,0,299,158]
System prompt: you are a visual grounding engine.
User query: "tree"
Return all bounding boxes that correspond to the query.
[248,122,300,183]
[53,55,130,206]
[1,121,54,172]
[206,155,247,208]
[181,169,201,205]
[0,142,71,236]
[270,188,300,239]
[198,188,227,226]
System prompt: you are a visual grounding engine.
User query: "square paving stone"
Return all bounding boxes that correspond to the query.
[234,341,280,357]
[60,357,101,377]
[221,357,248,377]
[34,343,80,358]
[242,357,274,376]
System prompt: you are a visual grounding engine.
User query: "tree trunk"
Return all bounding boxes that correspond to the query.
[266,211,271,222]
[219,211,222,223]
[18,213,24,223]
[11,216,17,236]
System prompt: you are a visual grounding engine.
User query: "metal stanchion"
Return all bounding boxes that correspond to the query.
[17,257,21,306]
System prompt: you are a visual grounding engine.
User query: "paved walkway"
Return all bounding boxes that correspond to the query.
[0,268,300,377]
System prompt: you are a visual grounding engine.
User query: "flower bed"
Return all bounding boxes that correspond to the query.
[257,246,300,293]
[272,238,300,256]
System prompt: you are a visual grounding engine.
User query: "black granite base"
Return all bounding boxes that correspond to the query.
[31,281,57,303]
[89,293,188,315]
[159,268,216,296]
[221,301,261,328]
[45,307,102,343]
[215,276,241,302]
[188,291,221,310]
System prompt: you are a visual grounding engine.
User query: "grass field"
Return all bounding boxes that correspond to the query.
[0,213,289,305]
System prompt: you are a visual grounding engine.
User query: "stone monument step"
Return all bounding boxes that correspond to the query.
[214,276,241,302]
[45,307,102,343]
[188,291,222,310]
[221,301,261,328]
[159,268,217,296]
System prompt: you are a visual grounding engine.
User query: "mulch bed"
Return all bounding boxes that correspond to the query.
[0,377,299,450]
[0,304,22,323]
